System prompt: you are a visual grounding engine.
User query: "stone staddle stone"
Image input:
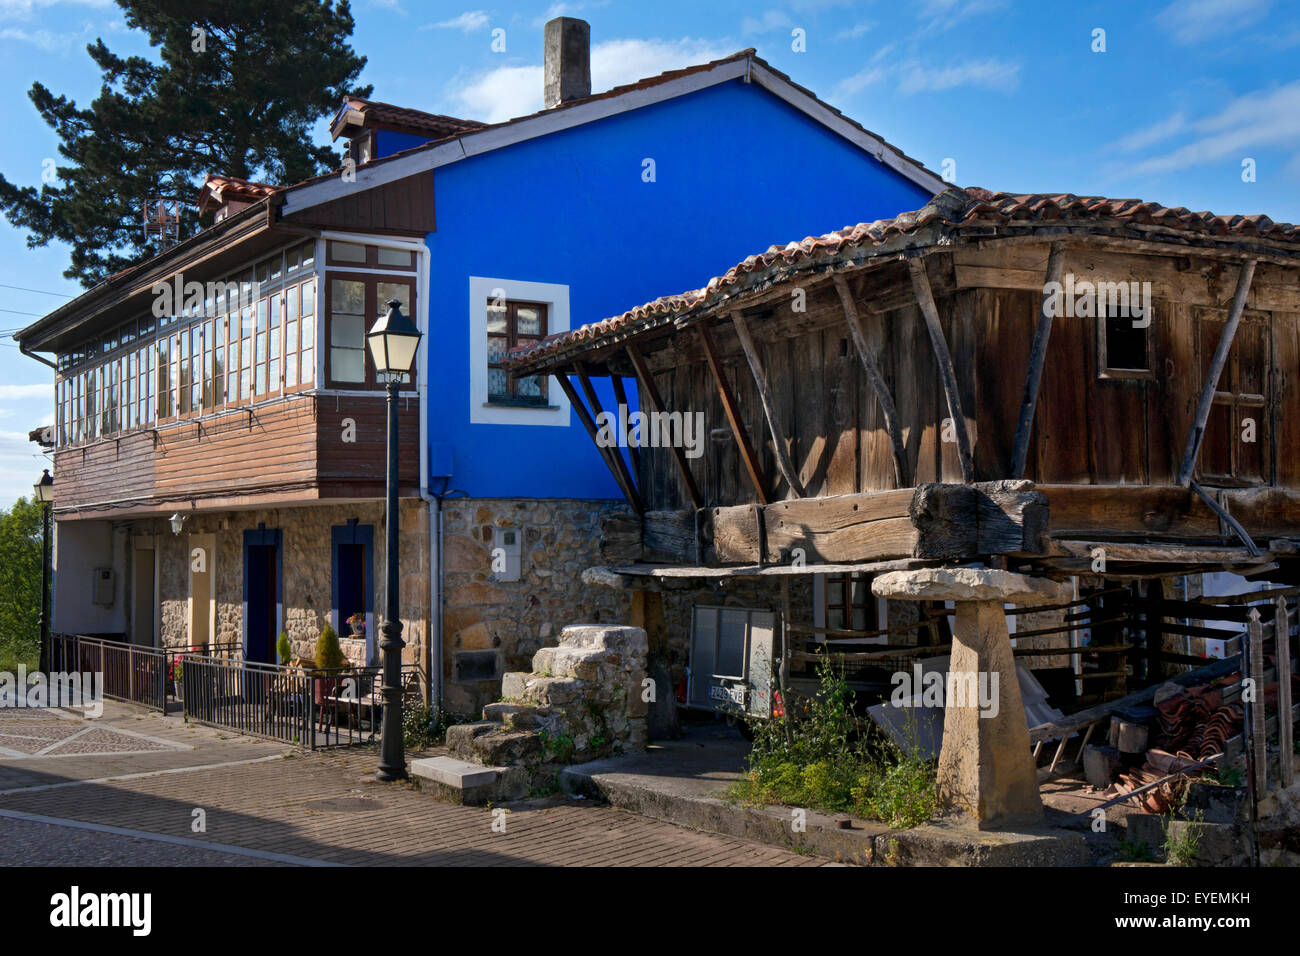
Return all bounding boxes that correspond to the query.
[872,567,1066,830]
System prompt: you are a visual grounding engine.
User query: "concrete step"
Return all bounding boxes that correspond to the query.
[482,701,544,729]
[410,756,526,805]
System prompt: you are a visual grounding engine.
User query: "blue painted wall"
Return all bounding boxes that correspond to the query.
[376,129,433,157]
[407,78,933,499]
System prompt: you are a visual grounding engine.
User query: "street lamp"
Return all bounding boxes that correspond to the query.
[367,299,422,782]
[168,513,185,535]
[33,469,53,673]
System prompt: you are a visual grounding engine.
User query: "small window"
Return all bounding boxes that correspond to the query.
[1099,307,1154,379]
[377,247,412,268]
[824,571,877,634]
[487,300,548,405]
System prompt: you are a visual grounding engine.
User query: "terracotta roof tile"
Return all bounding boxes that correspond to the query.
[197,174,282,214]
[332,97,486,141]
[507,186,1300,371]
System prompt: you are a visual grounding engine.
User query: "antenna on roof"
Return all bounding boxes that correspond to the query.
[141,197,183,250]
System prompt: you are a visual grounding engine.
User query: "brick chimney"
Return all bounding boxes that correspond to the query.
[544,17,590,108]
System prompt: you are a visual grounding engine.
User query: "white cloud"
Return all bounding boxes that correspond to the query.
[1117,112,1188,152]
[897,57,1020,94]
[0,24,89,52]
[0,384,52,400]
[449,36,731,124]
[1156,0,1271,45]
[425,10,490,32]
[741,10,794,35]
[836,21,876,40]
[0,0,108,18]
[1130,81,1300,174]
[833,65,888,98]
[914,0,1006,32]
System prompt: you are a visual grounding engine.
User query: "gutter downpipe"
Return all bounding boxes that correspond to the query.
[320,229,438,710]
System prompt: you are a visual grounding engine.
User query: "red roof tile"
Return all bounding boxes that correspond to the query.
[197,174,282,214]
[331,97,486,141]
[506,186,1300,371]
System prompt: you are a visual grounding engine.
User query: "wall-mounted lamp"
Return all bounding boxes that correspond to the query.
[169,513,185,535]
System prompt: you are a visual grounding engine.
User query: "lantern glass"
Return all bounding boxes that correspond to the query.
[33,470,54,504]
[366,300,422,379]
[169,513,184,535]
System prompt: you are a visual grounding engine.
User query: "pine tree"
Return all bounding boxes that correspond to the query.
[0,0,372,287]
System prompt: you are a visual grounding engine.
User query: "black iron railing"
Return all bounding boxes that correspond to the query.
[46,633,168,711]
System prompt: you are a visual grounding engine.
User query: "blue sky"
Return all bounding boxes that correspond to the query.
[0,0,1297,504]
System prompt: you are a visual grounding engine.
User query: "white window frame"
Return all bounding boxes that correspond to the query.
[468,275,571,426]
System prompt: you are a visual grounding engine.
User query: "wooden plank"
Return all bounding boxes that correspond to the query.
[833,275,907,486]
[1276,596,1295,788]
[731,312,806,498]
[575,362,645,514]
[908,257,973,481]
[642,509,696,564]
[1010,243,1066,478]
[625,345,702,510]
[555,373,643,515]
[764,490,918,564]
[698,322,770,504]
[709,503,763,564]
[822,322,858,497]
[1177,259,1257,485]
[1038,484,1220,537]
[909,481,1048,559]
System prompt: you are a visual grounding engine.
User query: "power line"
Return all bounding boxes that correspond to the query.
[0,282,74,298]
[0,307,47,317]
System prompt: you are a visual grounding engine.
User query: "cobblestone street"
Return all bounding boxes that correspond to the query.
[0,703,817,867]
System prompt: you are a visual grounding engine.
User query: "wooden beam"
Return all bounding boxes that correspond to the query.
[1246,608,1267,793]
[575,363,645,515]
[556,371,643,514]
[729,312,806,498]
[832,274,908,487]
[697,321,770,505]
[907,257,974,482]
[1177,259,1257,486]
[624,344,703,510]
[1009,242,1066,478]
[609,374,640,478]
[1190,479,1261,557]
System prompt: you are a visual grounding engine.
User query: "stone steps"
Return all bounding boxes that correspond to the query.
[410,756,527,805]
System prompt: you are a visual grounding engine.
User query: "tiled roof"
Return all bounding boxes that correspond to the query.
[197,174,282,214]
[331,97,486,141]
[505,186,1300,371]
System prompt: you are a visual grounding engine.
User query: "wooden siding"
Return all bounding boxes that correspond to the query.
[629,242,1300,519]
[282,171,436,236]
[52,392,420,514]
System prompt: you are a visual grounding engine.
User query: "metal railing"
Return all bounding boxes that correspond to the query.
[48,633,168,711]
[178,654,410,749]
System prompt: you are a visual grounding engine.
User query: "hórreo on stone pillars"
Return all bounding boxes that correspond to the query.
[873,567,1069,830]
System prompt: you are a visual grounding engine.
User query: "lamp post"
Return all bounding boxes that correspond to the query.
[367,299,422,782]
[33,469,53,673]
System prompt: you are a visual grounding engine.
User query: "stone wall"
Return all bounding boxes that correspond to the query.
[138,498,430,677]
[439,498,633,715]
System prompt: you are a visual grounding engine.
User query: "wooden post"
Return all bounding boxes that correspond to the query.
[730,312,807,498]
[1177,259,1257,486]
[624,344,703,510]
[832,274,909,487]
[575,363,646,514]
[698,322,770,504]
[1276,596,1295,788]
[556,372,644,514]
[907,258,974,482]
[1247,608,1266,793]
[1009,243,1066,478]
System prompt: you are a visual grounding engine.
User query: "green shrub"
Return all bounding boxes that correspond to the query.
[276,631,292,666]
[729,654,937,829]
[403,704,475,749]
[314,624,345,671]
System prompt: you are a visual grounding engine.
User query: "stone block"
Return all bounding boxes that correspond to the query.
[410,756,503,790]
[873,568,1070,607]
[501,672,529,700]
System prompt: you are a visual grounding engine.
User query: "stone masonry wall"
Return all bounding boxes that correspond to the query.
[440,498,633,716]
[143,499,429,676]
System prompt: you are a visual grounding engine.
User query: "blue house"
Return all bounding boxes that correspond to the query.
[20,17,941,716]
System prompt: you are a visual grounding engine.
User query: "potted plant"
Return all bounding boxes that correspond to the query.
[313,624,347,709]
[276,631,292,667]
[170,655,184,701]
[347,613,366,639]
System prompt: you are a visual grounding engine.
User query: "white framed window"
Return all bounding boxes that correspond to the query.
[468,276,571,427]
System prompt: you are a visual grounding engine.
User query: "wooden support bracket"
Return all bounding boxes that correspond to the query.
[1009,243,1066,478]
[556,371,643,514]
[625,344,703,510]
[730,311,806,498]
[698,321,771,504]
[907,257,974,482]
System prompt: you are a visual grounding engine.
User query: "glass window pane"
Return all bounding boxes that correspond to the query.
[517,375,543,398]
[302,282,315,318]
[287,286,299,320]
[331,314,364,347]
[377,282,410,318]
[331,347,365,382]
[828,579,844,606]
[488,368,507,399]
[487,336,508,363]
[330,241,366,263]
[486,303,507,334]
[516,306,542,336]
[377,247,412,267]
[852,608,867,631]
[828,609,844,630]
[300,348,313,385]
[301,313,314,351]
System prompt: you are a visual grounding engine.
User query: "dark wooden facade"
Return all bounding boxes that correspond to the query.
[52,393,421,518]
[510,203,1300,582]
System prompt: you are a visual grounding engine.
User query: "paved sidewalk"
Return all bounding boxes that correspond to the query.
[0,704,818,867]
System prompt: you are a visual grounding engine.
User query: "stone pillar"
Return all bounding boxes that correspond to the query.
[873,567,1069,830]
